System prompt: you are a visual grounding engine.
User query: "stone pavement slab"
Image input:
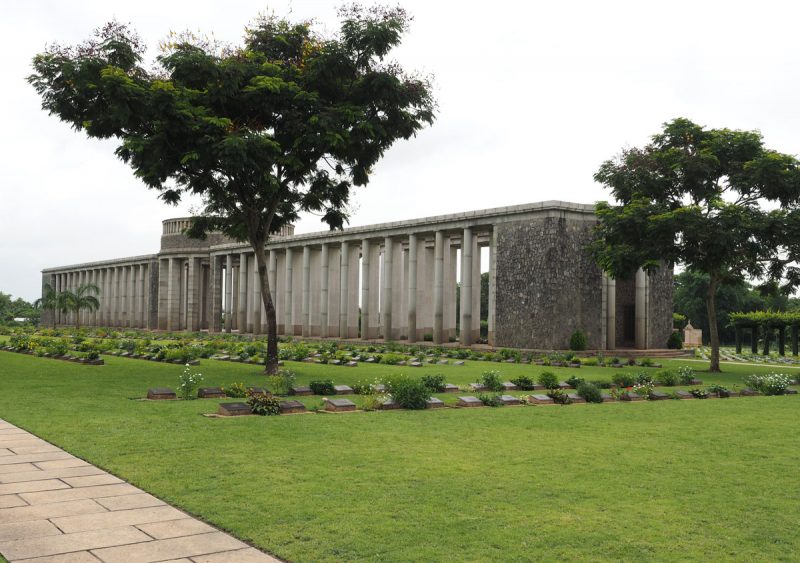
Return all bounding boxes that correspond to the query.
[0,419,279,562]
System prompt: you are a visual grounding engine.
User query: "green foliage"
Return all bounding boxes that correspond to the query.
[309,380,335,396]
[420,374,446,393]
[177,365,203,400]
[677,366,696,385]
[569,330,587,351]
[576,381,603,403]
[384,375,429,410]
[481,370,504,392]
[593,118,800,371]
[380,353,405,365]
[656,370,678,387]
[547,389,572,405]
[566,375,585,388]
[267,369,296,396]
[667,332,684,349]
[246,391,280,416]
[224,382,247,398]
[689,388,709,399]
[509,375,535,390]
[538,371,559,390]
[707,384,730,397]
[476,393,503,407]
[635,371,653,385]
[612,373,636,387]
[743,373,791,395]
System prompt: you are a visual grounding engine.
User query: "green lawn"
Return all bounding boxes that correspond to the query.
[0,351,798,561]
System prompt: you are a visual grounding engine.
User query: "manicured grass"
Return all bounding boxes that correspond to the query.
[0,351,798,561]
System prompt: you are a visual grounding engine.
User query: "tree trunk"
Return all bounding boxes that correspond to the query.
[705,277,721,372]
[252,239,279,375]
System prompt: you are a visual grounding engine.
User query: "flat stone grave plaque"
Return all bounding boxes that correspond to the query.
[279,400,307,414]
[470,383,487,391]
[334,385,354,395]
[675,391,694,399]
[443,383,459,393]
[147,388,176,400]
[372,384,387,393]
[397,360,407,366]
[457,396,484,407]
[352,356,361,361]
[247,387,271,396]
[600,393,615,402]
[218,402,252,416]
[346,361,358,367]
[530,394,553,404]
[504,358,516,363]
[502,382,518,391]
[410,361,423,367]
[739,387,758,396]
[426,397,445,409]
[688,378,703,385]
[499,395,521,405]
[566,393,585,403]
[330,359,342,365]
[365,357,376,363]
[785,388,797,395]
[291,386,313,396]
[325,398,356,412]
[649,391,671,401]
[437,360,449,365]
[303,357,316,363]
[380,399,400,410]
[623,393,643,401]
[558,382,572,389]
[217,355,231,361]
[198,387,226,399]
[454,361,465,366]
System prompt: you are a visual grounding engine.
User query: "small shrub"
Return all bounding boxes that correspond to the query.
[351,380,374,395]
[656,370,678,387]
[632,382,654,397]
[612,373,635,387]
[689,388,709,399]
[309,380,335,395]
[589,379,612,389]
[636,371,653,385]
[569,330,587,351]
[477,393,503,407]
[666,332,683,349]
[576,381,603,403]
[639,357,655,367]
[510,375,535,390]
[547,388,572,404]
[267,369,296,396]
[538,371,559,390]
[707,384,730,397]
[384,375,429,410]
[498,348,521,363]
[177,365,203,400]
[677,366,696,385]
[743,373,790,395]
[380,353,405,365]
[566,375,585,389]
[481,370,504,392]
[246,391,281,415]
[420,374,447,393]
[224,382,247,398]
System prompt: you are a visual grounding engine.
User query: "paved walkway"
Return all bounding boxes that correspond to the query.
[0,419,279,562]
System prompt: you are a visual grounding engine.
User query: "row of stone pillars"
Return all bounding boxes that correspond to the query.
[206,228,492,345]
[735,325,800,356]
[49,263,152,328]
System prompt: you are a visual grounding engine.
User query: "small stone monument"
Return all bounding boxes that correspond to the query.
[683,321,703,347]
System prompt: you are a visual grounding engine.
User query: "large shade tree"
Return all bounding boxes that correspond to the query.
[29,6,435,373]
[592,118,800,372]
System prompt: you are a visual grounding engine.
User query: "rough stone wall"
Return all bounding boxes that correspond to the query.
[494,216,603,349]
[160,232,229,252]
[647,263,674,349]
[615,277,635,347]
[148,260,160,329]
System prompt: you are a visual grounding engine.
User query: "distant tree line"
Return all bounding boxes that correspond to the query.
[0,293,39,325]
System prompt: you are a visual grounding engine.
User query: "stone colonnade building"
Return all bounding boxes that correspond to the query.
[41,201,673,350]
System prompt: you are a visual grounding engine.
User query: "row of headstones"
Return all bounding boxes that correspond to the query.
[108,350,201,365]
[0,346,104,365]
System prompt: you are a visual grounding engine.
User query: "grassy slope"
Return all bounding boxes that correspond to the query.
[0,352,798,561]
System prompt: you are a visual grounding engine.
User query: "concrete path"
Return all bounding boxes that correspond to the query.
[0,419,279,562]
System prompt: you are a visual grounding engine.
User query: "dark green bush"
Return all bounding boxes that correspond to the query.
[225,382,247,398]
[666,331,683,349]
[481,370,504,391]
[420,374,447,393]
[309,380,335,395]
[538,371,559,390]
[246,391,281,415]
[656,370,678,387]
[385,376,429,409]
[476,393,502,407]
[510,375,535,390]
[589,379,612,389]
[569,330,587,351]
[612,373,635,387]
[576,382,603,403]
[566,375,585,388]
[547,388,572,404]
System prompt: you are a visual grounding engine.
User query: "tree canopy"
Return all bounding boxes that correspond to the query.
[29,5,435,372]
[593,118,800,371]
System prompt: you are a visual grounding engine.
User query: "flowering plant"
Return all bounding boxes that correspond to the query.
[178,364,203,400]
[632,382,654,397]
[743,372,791,395]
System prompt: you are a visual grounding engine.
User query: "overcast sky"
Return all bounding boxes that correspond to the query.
[2,0,800,301]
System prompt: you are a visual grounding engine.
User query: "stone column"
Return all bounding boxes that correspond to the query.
[237,252,248,333]
[252,255,262,335]
[445,242,457,341]
[433,231,444,344]
[407,234,418,343]
[302,246,311,336]
[635,268,647,349]
[460,228,473,346]
[187,258,201,331]
[167,258,182,331]
[210,256,223,332]
[606,275,616,350]
[115,267,123,327]
[224,254,233,333]
[361,239,371,339]
[382,237,393,340]
[127,265,135,329]
[284,248,294,335]
[103,268,111,327]
[138,264,146,328]
[320,243,329,338]
[339,242,350,338]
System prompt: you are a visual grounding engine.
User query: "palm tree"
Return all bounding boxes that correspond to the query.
[61,283,100,330]
[33,282,64,329]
